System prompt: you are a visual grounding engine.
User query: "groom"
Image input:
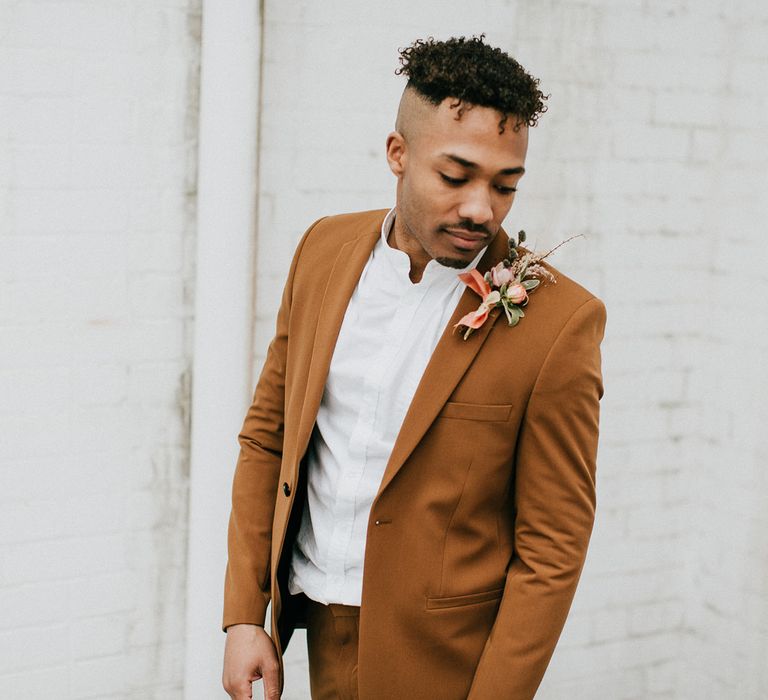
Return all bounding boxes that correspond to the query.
[222,36,606,700]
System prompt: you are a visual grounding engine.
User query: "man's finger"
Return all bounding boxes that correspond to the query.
[224,679,252,700]
[261,662,281,699]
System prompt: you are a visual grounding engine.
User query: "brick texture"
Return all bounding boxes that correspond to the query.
[0,1,200,698]
[2,1,766,698]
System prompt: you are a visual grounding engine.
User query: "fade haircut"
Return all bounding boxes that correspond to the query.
[395,34,548,133]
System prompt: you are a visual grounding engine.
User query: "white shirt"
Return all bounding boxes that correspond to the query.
[287,208,488,605]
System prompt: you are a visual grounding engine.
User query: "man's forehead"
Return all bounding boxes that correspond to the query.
[427,103,528,149]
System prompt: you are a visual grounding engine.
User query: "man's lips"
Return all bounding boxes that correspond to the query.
[443,228,488,244]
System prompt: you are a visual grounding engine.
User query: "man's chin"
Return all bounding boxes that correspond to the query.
[434,255,475,269]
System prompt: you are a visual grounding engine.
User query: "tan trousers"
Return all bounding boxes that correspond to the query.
[305,598,361,700]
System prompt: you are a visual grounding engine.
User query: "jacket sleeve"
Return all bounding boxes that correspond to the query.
[467,296,607,698]
[221,217,324,632]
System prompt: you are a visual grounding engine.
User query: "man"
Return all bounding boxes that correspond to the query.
[222,36,606,700]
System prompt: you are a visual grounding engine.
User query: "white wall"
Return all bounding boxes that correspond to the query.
[675,5,768,694]
[0,2,200,698]
[1,1,767,698]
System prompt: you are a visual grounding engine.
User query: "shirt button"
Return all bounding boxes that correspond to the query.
[282,482,291,497]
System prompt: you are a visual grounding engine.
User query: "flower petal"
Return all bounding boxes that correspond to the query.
[454,304,490,330]
[457,268,490,298]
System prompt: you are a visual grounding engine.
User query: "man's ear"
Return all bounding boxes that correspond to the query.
[385,131,407,177]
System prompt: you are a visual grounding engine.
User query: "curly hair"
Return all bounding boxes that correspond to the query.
[395,35,548,133]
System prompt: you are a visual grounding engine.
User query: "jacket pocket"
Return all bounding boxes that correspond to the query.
[437,401,513,422]
[426,587,504,610]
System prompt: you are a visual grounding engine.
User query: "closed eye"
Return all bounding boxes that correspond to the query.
[439,173,467,186]
[495,185,517,194]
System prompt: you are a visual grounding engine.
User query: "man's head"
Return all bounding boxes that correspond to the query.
[386,35,548,270]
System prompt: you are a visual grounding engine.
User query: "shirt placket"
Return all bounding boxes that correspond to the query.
[322,274,430,599]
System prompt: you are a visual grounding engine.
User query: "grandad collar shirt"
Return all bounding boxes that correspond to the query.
[287,207,489,605]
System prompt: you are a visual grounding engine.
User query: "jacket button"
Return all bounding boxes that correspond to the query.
[282,482,291,497]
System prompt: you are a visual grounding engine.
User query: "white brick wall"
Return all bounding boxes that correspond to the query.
[2,1,766,698]
[0,2,200,699]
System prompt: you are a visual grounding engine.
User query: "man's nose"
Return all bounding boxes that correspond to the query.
[457,185,493,226]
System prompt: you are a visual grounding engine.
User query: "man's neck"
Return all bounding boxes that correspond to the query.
[386,216,430,284]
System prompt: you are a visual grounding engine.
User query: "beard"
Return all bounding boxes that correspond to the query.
[433,255,475,269]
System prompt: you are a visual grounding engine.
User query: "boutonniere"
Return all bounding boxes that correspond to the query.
[454,230,580,340]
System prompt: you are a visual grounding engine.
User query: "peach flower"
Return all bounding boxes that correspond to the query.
[490,262,513,287]
[454,272,503,332]
[505,283,528,304]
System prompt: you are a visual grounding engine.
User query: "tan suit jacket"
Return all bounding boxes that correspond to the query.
[223,209,607,699]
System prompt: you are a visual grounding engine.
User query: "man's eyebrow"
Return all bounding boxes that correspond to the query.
[440,153,525,175]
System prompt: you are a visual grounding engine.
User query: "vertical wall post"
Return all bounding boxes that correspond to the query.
[184,1,262,697]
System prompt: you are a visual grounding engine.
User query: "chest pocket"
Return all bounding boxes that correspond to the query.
[437,401,513,422]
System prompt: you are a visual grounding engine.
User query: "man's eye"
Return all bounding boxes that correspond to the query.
[440,173,466,186]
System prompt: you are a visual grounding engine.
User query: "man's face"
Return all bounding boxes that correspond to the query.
[386,97,529,269]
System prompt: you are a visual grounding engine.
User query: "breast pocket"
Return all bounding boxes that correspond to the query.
[437,401,513,422]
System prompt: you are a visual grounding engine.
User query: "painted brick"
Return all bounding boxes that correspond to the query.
[0,8,198,700]
[0,666,68,698]
[648,660,679,693]
[12,188,132,234]
[630,600,685,636]
[70,614,127,660]
[1,536,127,586]
[7,95,74,144]
[4,2,768,698]
[592,607,629,642]
[0,624,69,674]
[0,581,69,630]
[70,654,129,699]
[541,668,646,699]
[68,571,138,618]
[0,47,74,96]
[613,52,727,91]
[654,91,721,128]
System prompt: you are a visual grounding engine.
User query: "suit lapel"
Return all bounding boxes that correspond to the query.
[376,228,509,497]
[294,225,381,463]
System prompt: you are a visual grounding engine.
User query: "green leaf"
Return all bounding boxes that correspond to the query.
[522,279,540,290]
[502,301,514,324]
[506,305,522,324]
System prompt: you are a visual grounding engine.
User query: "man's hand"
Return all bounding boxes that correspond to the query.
[223,624,281,700]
